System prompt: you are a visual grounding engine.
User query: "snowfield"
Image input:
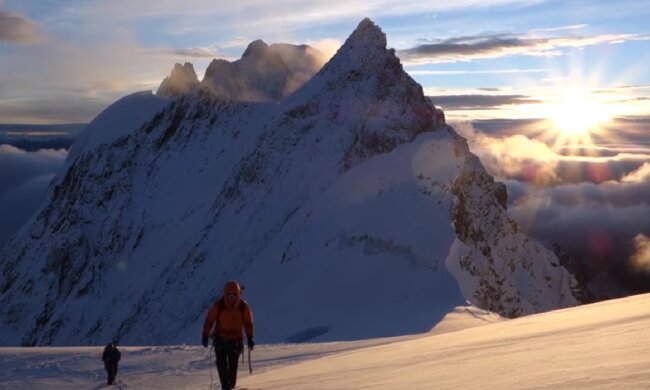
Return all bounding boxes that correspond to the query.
[2,295,649,389]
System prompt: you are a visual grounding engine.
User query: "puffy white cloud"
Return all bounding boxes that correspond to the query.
[454,121,560,186]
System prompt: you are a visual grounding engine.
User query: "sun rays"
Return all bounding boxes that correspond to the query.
[551,87,610,133]
[540,86,616,156]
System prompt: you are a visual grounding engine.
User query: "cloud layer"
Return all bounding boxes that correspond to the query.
[0,173,55,247]
[0,145,67,247]
[399,32,649,64]
[430,95,540,110]
[456,118,650,296]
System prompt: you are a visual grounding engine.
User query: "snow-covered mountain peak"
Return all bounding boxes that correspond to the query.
[303,17,429,106]
[346,17,387,53]
[314,17,390,80]
[280,18,444,171]
[0,18,577,346]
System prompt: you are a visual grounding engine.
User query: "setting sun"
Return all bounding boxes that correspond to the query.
[550,88,611,136]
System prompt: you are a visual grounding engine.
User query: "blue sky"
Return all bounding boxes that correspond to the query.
[1,0,649,123]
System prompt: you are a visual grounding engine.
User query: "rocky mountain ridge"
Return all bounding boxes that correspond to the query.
[157,40,327,102]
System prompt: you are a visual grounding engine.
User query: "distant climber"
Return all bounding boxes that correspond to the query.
[102,341,121,385]
[202,280,255,390]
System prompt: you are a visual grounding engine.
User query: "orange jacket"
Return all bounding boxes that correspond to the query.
[203,281,254,341]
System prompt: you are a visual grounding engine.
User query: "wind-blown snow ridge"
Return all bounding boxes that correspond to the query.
[0,18,576,346]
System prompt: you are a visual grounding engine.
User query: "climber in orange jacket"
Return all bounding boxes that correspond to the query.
[202,280,254,390]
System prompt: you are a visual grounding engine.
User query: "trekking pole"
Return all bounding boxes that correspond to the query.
[248,346,253,374]
[208,345,214,388]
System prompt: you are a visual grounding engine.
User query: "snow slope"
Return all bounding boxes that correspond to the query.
[66,91,170,161]
[242,293,650,390]
[2,294,649,389]
[0,18,575,346]
[0,305,501,389]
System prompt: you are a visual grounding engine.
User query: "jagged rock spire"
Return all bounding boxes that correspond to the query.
[156,62,199,97]
[316,17,391,79]
[345,17,387,51]
[242,39,269,58]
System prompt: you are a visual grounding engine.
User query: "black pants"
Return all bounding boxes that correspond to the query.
[214,339,242,390]
[105,361,118,384]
